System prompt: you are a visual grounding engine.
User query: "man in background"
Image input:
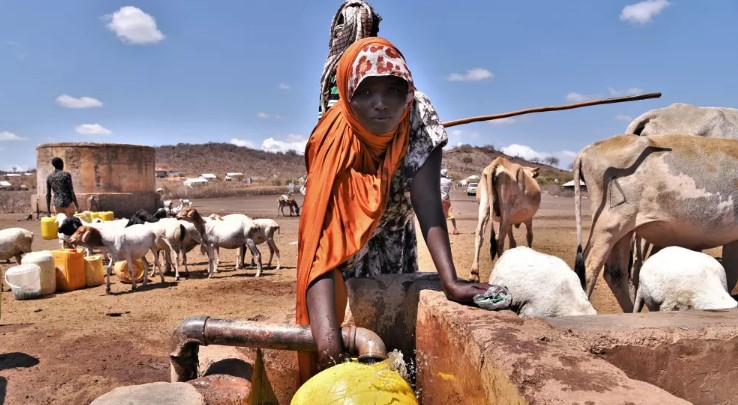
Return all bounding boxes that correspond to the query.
[440,168,459,235]
[46,157,79,217]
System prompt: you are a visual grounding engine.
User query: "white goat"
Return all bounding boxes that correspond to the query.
[139,218,202,281]
[177,208,262,277]
[68,225,161,293]
[209,215,281,270]
[634,247,738,312]
[489,247,597,317]
[0,228,34,264]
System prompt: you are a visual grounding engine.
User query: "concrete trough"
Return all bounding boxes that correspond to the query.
[142,273,738,404]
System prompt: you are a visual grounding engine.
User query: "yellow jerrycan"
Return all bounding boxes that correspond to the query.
[114,259,145,283]
[84,255,105,287]
[40,216,58,240]
[291,356,418,405]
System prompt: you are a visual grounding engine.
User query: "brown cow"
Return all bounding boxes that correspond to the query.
[470,156,541,282]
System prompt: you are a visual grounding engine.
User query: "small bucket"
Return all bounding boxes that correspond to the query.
[4,264,42,300]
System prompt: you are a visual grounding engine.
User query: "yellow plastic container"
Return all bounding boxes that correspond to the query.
[90,212,101,222]
[291,357,418,405]
[84,255,105,288]
[52,249,86,292]
[41,217,58,241]
[75,211,92,223]
[100,211,114,222]
[114,259,145,284]
[21,251,56,295]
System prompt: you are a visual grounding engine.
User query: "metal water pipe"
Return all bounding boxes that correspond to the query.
[170,315,387,382]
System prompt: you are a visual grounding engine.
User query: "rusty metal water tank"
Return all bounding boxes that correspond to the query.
[35,143,160,218]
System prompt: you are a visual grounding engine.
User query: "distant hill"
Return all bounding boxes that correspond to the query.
[154,143,306,182]
[154,142,572,185]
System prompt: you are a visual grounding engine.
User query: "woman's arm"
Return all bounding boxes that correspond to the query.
[410,147,491,303]
[306,272,347,369]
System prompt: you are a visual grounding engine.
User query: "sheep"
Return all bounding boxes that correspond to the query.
[177,207,262,277]
[68,224,161,293]
[57,214,126,259]
[125,213,203,280]
[239,218,281,270]
[0,228,34,264]
[633,247,738,312]
[489,247,596,317]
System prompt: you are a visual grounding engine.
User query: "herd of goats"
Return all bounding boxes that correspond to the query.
[2,103,738,320]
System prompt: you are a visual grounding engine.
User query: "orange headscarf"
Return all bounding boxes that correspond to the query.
[296,37,414,383]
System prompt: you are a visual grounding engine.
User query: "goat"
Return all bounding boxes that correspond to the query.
[125,209,168,227]
[277,194,300,217]
[232,218,282,270]
[489,247,596,317]
[125,213,202,280]
[177,207,262,277]
[634,247,738,312]
[0,228,34,264]
[68,225,161,293]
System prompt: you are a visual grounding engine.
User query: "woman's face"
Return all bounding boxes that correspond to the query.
[349,76,409,135]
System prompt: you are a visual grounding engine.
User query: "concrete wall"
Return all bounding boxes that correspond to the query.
[35,143,159,217]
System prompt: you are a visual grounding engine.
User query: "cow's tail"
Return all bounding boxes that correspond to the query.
[573,154,586,290]
[487,163,498,260]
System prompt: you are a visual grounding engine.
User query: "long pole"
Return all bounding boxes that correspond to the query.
[441,92,661,128]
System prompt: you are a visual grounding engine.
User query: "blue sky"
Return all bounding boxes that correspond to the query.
[1,0,737,171]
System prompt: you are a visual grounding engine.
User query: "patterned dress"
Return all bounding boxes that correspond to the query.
[338,90,447,279]
[46,170,76,208]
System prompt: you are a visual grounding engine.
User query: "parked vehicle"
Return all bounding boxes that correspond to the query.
[467,182,478,196]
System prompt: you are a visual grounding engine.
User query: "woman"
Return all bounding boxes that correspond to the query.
[296,37,491,383]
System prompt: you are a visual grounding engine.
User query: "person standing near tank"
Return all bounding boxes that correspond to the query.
[46,157,79,217]
[440,168,459,235]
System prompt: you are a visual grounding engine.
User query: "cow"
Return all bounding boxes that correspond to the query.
[470,156,541,282]
[574,134,738,312]
[625,103,738,138]
[625,103,738,294]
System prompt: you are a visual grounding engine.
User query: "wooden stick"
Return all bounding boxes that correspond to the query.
[441,92,662,128]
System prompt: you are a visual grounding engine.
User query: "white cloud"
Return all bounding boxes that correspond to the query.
[75,124,112,136]
[0,131,27,141]
[565,92,594,102]
[608,87,643,97]
[490,117,517,126]
[231,138,257,148]
[103,6,165,45]
[620,0,670,24]
[447,68,493,82]
[56,94,103,109]
[566,87,643,102]
[257,112,284,120]
[4,40,20,47]
[261,135,307,154]
[501,144,545,161]
[616,114,634,122]
[500,144,576,168]
[278,83,291,90]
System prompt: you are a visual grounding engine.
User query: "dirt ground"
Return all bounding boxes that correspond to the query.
[0,191,655,404]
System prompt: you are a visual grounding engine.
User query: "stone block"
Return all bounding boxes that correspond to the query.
[91,382,205,405]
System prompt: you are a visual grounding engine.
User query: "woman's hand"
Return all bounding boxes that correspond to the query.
[445,280,492,304]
